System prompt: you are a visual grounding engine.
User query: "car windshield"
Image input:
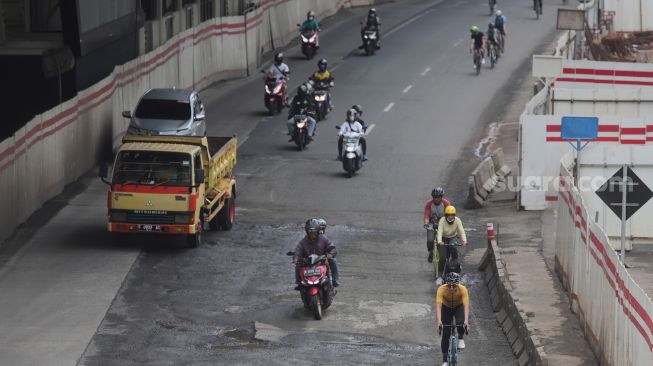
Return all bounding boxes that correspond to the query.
[135,99,191,120]
[113,151,192,186]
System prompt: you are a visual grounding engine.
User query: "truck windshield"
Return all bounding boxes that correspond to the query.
[113,151,192,186]
[135,99,191,120]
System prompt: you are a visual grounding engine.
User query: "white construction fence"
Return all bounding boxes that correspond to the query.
[556,154,653,366]
[0,0,371,243]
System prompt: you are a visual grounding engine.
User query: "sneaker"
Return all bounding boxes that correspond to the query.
[336,155,342,161]
[435,277,444,286]
[481,58,486,65]
[333,281,340,287]
[294,285,301,291]
[307,135,314,141]
[362,155,369,161]
[427,252,433,263]
[458,339,465,349]
[442,362,448,366]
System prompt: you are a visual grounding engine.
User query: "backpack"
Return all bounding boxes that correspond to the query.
[495,15,504,27]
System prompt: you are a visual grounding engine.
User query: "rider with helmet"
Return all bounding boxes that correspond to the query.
[359,8,382,49]
[301,11,321,48]
[351,104,366,128]
[436,206,467,284]
[486,21,498,62]
[337,109,368,161]
[268,53,290,82]
[469,26,486,67]
[493,10,507,38]
[293,219,339,289]
[310,58,334,110]
[423,187,451,263]
[287,83,317,141]
[436,272,470,366]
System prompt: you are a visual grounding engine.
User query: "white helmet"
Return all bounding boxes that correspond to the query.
[496,10,502,16]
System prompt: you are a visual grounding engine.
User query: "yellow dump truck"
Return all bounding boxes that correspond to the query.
[99,135,237,248]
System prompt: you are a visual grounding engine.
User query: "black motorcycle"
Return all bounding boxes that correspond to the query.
[311,80,332,121]
[290,110,313,151]
[362,27,379,56]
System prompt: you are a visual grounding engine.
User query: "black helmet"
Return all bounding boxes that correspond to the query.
[431,187,444,198]
[318,58,327,71]
[445,272,461,285]
[369,8,377,14]
[305,218,320,233]
[351,104,363,116]
[488,21,495,28]
[274,52,283,65]
[297,84,308,96]
[346,108,358,122]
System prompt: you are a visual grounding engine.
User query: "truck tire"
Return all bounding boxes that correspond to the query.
[187,212,204,248]
[217,192,235,230]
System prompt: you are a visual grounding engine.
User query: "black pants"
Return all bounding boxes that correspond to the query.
[338,136,367,156]
[441,305,465,359]
[438,237,460,277]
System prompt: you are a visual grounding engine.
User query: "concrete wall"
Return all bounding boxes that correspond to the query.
[0,0,372,243]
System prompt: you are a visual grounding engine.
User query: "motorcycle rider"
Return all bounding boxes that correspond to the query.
[436,272,470,366]
[268,53,290,82]
[351,104,366,128]
[436,206,468,285]
[310,59,334,111]
[359,8,381,49]
[287,84,317,141]
[300,11,321,48]
[293,219,339,289]
[337,109,368,162]
[470,26,486,67]
[423,187,451,263]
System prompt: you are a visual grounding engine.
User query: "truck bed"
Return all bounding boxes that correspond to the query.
[207,137,233,157]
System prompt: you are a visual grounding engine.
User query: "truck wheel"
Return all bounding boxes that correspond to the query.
[187,212,204,248]
[217,193,235,230]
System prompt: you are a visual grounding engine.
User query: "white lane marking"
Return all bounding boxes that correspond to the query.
[365,123,376,135]
[383,102,395,112]
[402,85,413,93]
[421,67,431,76]
[454,39,464,47]
[385,0,444,37]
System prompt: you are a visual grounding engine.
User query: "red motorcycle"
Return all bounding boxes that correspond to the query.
[287,252,336,320]
[297,27,318,60]
[262,73,287,115]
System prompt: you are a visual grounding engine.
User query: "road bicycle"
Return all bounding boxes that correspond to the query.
[438,319,469,365]
[472,48,482,75]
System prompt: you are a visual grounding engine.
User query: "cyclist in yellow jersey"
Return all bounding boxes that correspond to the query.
[436,272,470,366]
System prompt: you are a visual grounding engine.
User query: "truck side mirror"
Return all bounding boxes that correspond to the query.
[99,163,111,185]
[195,169,205,185]
[122,110,131,119]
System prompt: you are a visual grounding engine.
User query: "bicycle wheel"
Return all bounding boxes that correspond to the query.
[448,335,458,365]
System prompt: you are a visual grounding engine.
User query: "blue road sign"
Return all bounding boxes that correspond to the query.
[561,116,599,140]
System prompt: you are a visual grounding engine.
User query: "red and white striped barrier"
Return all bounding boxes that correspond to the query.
[556,164,653,365]
[554,60,653,89]
[0,0,367,243]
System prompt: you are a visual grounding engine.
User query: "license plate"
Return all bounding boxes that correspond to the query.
[303,269,322,277]
[138,225,162,232]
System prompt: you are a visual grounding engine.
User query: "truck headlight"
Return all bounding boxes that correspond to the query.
[111,212,127,222]
[175,214,192,224]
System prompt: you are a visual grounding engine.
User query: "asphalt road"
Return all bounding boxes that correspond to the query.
[0,0,564,365]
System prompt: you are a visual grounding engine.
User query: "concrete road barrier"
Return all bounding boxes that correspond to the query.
[491,147,511,178]
[466,157,498,209]
[478,223,548,366]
